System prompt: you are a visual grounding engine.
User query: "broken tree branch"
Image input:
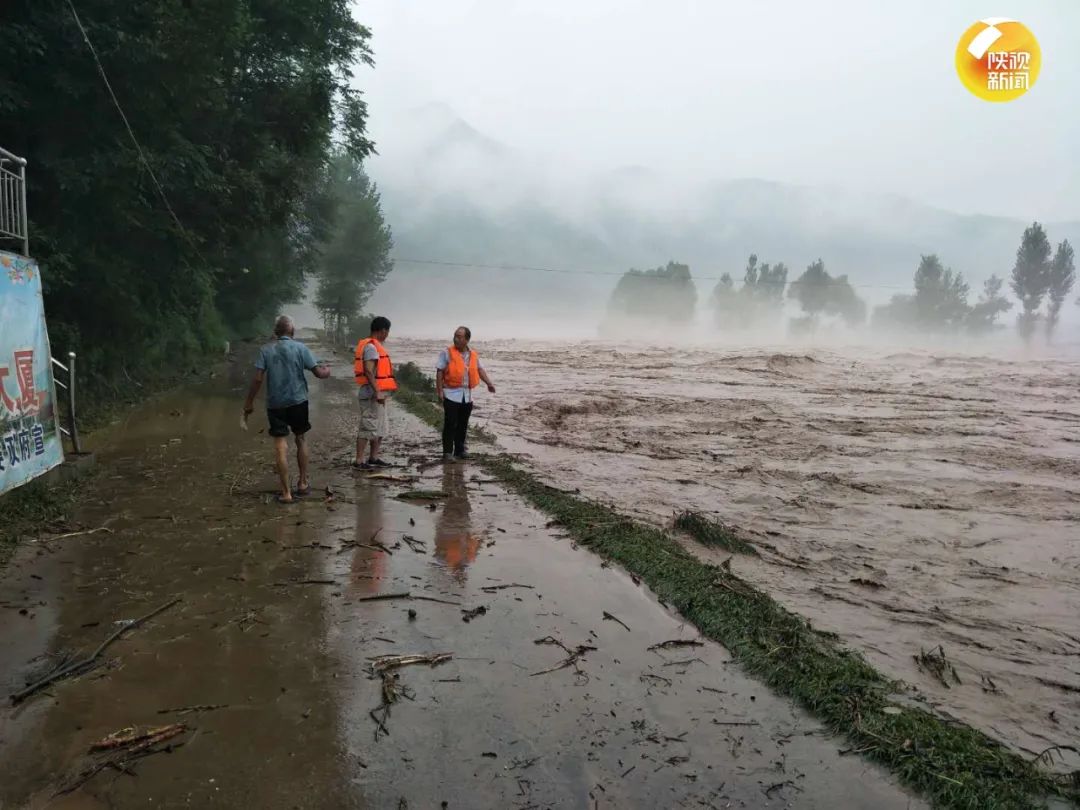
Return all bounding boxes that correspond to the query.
[368,653,453,675]
[11,598,181,705]
[602,611,631,631]
[647,639,704,651]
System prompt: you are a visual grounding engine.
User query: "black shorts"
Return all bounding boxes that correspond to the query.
[267,401,311,437]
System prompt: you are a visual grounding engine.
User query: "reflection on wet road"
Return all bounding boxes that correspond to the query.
[0,343,923,808]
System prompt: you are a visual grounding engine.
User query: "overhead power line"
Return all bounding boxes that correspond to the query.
[66,0,207,265]
[391,257,915,290]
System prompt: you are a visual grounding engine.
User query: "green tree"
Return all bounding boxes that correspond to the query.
[789,259,832,326]
[314,153,393,343]
[1046,240,1075,340]
[1010,222,1052,341]
[789,260,866,333]
[965,275,1012,334]
[0,0,374,397]
[713,255,788,330]
[829,275,867,326]
[754,261,789,309]
[608,261,696,324]
[913,254,970,329]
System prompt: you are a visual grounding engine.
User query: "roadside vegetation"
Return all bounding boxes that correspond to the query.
[0,479,82,570]
[1,0,389,415]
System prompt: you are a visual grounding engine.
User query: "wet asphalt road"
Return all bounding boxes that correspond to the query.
[0,344,923,809]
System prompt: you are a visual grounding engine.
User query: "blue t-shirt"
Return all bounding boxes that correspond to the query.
[255,336,318,409]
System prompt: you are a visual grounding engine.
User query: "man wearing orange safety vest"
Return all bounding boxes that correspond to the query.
[435,326,495,461]
[353,316,396,469]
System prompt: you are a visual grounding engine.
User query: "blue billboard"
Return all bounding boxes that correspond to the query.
[0,250,64,494]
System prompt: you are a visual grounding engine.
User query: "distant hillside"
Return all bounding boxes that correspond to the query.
[365,106,1080,338]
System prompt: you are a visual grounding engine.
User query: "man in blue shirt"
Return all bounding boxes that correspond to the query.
[243,315,330,503]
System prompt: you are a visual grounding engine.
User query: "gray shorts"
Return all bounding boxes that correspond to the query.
[357,394,389,439]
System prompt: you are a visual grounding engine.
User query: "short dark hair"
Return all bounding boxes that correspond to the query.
[370,316,391,334]
[456,325,472,341]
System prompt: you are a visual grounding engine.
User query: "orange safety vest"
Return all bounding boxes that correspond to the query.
[444,346,480,389]
[354,338,397,391]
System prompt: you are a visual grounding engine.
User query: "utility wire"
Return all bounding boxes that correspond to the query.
[66,0,207,265]
[391,257,916,290]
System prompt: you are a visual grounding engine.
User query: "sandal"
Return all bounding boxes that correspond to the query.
[275,493,295,505]
[293,486,311,497]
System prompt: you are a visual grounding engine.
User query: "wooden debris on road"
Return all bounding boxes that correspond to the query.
[461,605,488,623]
[11,598,181,705]
[90,723,186,752]
[368,652,453,675]
[647,638,704,651]
[480,583,534,593]
[58,723,189,795]
[531,636,596,679]
[396,490,449,501]
[157,704,228,716]
[602,611,630,631]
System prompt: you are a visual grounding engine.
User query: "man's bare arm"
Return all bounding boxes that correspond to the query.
[365,358,383,402]
[435,368,446,400]
[479,367,495,393]
[243,369,265,414]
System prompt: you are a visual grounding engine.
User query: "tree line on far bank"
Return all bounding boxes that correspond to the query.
[604,222,1076,341]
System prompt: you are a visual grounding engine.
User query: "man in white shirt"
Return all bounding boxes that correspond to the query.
[435,326,495,461]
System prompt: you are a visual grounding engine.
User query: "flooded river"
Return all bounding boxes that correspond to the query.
[397,337,1080,765]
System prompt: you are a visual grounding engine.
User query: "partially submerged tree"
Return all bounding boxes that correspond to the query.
[1011,222,1052,341]
[608,261,697,324]
[965,275,1012,333]
[874,254,970,333]
[711,254,788,330]
[788,259,865,333]
[711,272,740,328]
[1046,239,1075,340]
[913,254,970,330]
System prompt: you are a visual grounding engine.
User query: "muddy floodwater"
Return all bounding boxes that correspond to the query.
[0,340,923,808]
[398,338,1080,766]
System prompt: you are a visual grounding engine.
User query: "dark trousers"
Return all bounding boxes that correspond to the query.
[442,399,473,456]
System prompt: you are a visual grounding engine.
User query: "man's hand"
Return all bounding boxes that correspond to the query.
[243,405,254,416]
[487,384,496,394]
[313,363,331,380]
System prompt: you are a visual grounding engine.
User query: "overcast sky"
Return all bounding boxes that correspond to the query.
[353,1,1079,222]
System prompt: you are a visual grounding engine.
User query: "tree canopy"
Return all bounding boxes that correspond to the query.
[0,0,376,398]
[314,153,393,343]
[1011,222,1052,341]
[788,259,865,331]
[607,261,697,325]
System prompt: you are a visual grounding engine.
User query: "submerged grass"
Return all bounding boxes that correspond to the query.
[394,366,1077,810]
[674,510,758,555]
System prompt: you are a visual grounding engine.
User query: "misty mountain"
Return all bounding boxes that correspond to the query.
[365,105,1080,337]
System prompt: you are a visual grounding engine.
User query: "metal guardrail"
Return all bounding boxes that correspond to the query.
[0,146,29,258]
[50,352,82,454]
